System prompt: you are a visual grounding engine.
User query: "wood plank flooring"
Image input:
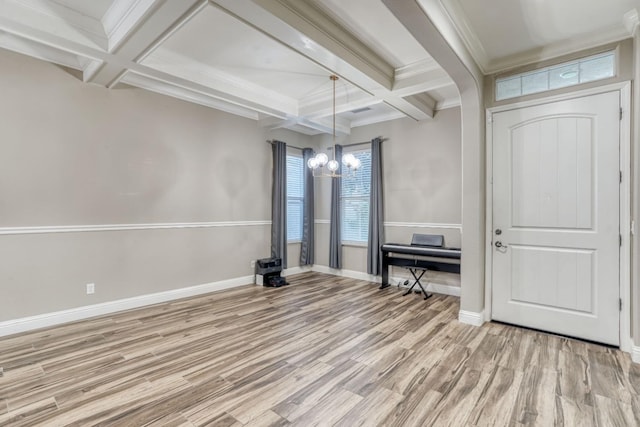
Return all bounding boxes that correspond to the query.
[1,272,639,426]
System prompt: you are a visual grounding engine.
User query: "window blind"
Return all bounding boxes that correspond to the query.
[286,154,303,241]
[341,149,371,242]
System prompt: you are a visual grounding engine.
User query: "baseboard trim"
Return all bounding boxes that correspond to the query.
[311,265,380,283]
[631,341,640,364]
[0,275,253,338]
[458,310,485,327]
[311,265,461,297]
[282,266,313,277]
[389,276,461,297]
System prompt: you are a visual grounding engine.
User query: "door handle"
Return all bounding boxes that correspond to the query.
[495,241,508,248]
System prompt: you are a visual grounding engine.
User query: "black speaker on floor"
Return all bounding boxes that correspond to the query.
[255,257,288,287]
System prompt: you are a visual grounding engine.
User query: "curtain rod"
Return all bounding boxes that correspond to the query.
[327,137,387,149]
[267,136,386,151]
[265,140,304,151]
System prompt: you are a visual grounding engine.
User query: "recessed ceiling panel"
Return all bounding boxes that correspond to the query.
[148,5,336,100]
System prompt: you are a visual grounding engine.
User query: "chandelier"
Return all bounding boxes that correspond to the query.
[307,75,361,177]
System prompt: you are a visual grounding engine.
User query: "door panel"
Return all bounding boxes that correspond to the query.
[492,91,620,345]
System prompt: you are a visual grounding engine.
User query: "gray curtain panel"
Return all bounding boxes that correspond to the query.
[300,148,315,265]
[367,137,384,275]
[329,144,343,269]
[271,140,287,268]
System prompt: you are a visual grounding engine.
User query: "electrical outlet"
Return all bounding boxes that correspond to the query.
[250,260,256,269]
[86,283,95,294]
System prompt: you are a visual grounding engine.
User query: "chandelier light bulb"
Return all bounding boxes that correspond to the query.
[316,152,329,166]
[327,159,339,172]
[342,153,356,167]
[352,158,361,170]
[307,157,319,169]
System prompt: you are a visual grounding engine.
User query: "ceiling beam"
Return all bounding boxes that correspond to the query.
[0,9,297,119]
[86,0,207,87]
[392,66,455,97]
[210,0,433,120]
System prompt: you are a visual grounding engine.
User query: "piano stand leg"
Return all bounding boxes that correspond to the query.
[403,269,432,301]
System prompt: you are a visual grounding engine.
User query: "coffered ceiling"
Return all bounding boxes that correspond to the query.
[2,0,635,135]
[0,0,459,136]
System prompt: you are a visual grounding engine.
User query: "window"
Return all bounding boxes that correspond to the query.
[341,149,372,243]
[496,51,616,101]
[286,154,303,241]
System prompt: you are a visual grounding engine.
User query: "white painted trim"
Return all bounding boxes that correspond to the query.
[438,0,490,73]
[631,340,640,364]
[120,72,260,121]
[0,220,271,236]
[383,221,462,229]
[102,0,158,52]
[311,265,379,283]
[624,9,639,37]
[282,265,312,277]
[458,310,485,327]
[0,275,253,337]
[314,219,330,224]
[619,83,632,353]
[311,265,461,297]
[485,82,633,352]
[392,278,461,297]
[487,81,633,113]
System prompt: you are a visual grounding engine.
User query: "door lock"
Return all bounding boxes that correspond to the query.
[495,229,502,235]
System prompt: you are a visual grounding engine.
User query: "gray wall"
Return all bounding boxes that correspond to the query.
[313,107,462,286]
[0,48,307,321]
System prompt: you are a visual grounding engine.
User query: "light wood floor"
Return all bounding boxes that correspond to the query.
[1,272,639,426]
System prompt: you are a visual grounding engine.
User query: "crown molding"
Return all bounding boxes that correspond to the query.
[102,0,159,52]
[439,0,637,75]
[299,86,378,118]
[487,26,632,74]
[405,93,436,118]
[394,57,442,79]
[0,31,85,69]
[392,66,454,97]
[438,0,490,73]
[350,110,405,129]
[141,49,297,117]
[624,9,639,37]
[0,0,107,50]
[435,97,461,111]
[121,71,260,120]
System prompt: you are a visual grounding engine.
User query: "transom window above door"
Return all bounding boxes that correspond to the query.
[495,51,616,101]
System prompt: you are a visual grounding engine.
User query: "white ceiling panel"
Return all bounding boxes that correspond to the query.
[149,5,333,100]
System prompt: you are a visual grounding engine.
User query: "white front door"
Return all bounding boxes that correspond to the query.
[491,91,620,346]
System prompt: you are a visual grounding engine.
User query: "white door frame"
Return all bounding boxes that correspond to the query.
[484,81,632,352]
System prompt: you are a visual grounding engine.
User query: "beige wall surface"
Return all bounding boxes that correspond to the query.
[0,49,302,321]
[313,108,462,286]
